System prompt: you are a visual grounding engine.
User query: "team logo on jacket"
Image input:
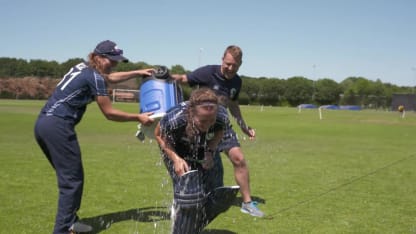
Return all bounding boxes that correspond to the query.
[206,132,214,140]
[230,88,237,99]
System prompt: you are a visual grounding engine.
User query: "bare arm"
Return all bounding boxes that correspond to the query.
[170,74,189,84]
[154,122,189,175]
[96,95,154,125]
[106,68,155,83]
[228,99,255,139]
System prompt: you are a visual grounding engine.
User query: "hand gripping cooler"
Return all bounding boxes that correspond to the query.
[136,66,183,140]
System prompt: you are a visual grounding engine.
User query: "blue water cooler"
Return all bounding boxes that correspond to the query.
[136,66,183,140]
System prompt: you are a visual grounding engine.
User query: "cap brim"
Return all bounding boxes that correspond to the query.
[104,54,129,63]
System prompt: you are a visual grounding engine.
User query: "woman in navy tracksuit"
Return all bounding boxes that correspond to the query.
[34,40,154,234]
[155,88,237,234]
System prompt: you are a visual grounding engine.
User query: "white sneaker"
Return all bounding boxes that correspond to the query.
[70,221,93,233]
[240,201,264,217]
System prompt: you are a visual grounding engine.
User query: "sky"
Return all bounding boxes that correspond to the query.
[1,0,415,86]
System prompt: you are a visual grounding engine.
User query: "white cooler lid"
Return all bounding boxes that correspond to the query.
[140,112,165,139]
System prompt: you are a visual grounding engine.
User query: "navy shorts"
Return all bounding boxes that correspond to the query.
[217,124,240,153]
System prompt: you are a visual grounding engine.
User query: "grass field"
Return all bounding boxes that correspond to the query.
[1,99,416,234]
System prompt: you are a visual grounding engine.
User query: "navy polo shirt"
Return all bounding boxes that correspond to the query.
[187,65,242,102]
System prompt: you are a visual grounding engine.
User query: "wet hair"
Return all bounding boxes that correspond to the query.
[189,88,218,108]
[185,88,219,139]
[223,45,243,64]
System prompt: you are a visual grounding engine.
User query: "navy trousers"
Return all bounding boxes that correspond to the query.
[34,115,83,234]
[170,170,238,234]
[163,153,237,234]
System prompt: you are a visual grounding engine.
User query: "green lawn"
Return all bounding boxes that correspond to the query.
[1,100,416,233]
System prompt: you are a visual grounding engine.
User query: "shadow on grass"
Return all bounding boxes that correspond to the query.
[80,206,169,233]
[201,230,237,234]
[80,195,265,234]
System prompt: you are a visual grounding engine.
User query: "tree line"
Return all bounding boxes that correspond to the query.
[0,57,413,109]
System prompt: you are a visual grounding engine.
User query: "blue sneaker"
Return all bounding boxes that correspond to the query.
[240,201,264,217]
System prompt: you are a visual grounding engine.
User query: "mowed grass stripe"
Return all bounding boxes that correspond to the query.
[1,100,416,233]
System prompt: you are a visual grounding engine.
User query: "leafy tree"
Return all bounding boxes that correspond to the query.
[115,61,151,72]
[60,58,84,77]
[284,76,314,106]
[170,64,187,74]
[0,58,29,77]
[0,56,414,108]
[258,78,286,105]
[314,78,342,105]
[339,77,408,108]
[241,76,261,103]
[340,89,360,105]
[28,59,60,77]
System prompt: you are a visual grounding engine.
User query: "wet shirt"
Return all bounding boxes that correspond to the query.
[40,62,108,124]
[159,101,229,166]
[187,65,242,105]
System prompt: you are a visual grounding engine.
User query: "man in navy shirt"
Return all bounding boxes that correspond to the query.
[34,40,155,234]
[171,45,264,217]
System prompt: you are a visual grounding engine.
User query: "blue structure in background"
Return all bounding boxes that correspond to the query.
[299,104,361,111]
[339,105,361,111]
[298,104,317,109]
[319,105,340,110]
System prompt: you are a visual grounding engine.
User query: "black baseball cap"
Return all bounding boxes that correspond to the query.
[94,40,129,63]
